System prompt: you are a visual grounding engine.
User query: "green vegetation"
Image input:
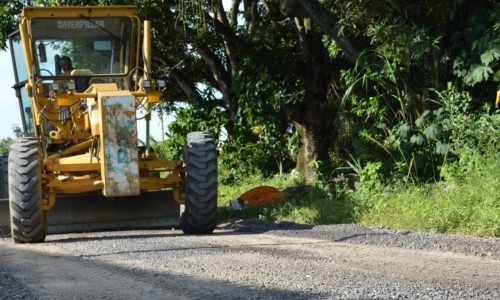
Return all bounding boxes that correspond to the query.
[218,84,500,238]
[219,148,499,238]
[0,137,12,154]
[0,125,23,154]
[358,167,499,237]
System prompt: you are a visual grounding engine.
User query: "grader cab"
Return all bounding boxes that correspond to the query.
[0,6,217,243]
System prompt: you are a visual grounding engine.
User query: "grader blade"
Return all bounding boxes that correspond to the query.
[0,192,180,235]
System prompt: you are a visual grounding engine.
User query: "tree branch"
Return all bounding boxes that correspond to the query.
[279,0,360,63]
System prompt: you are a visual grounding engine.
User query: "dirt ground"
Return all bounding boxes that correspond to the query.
[0,222,498,299]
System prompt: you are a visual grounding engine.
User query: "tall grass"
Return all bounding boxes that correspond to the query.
[358,149,499,237]
[218,150,499,237]
[358,174,498,236]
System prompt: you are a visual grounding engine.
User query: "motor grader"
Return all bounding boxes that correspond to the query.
[0,5,218,243]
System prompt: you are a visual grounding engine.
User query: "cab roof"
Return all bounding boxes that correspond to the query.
[20,5,139,19]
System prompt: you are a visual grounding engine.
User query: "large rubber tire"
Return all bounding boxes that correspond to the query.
[8,137,47,243]
[181,132,217,234]
[0,152,8,198]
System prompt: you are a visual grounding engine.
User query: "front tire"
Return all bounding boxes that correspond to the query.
[9,138,47,243]
[181,132,217,234]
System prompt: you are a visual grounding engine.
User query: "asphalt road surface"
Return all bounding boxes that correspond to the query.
[0,220,498,299]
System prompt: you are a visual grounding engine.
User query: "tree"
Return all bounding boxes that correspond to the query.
[12,125,23,138]
[0,137,12,154]
[277,0,500,180]
[145,0,346,181]
[0,125,23,154]
[0,2,24,50]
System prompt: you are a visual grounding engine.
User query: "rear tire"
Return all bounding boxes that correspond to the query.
[8,137,47,243]
[181,132,217,234]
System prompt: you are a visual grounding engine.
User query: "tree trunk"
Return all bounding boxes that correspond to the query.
[294,87,332,184]
[292,18,333,184]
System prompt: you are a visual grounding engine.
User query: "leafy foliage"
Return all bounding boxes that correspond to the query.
[153,104,228,160]
[0,2,23,50]
[435,85,500,154]
[0,125,22,154]
[0,137,12,154]
[453,4,500,86]
[219,122,296,183]
[341,50,443,182]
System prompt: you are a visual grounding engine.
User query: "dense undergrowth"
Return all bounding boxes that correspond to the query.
[217,85,500,238]
[218,149,499,238]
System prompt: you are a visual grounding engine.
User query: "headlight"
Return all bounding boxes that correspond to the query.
[67,81,76,91]
[157,79,166,88]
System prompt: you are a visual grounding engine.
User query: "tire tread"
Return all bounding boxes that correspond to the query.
[181,132,218,234]
[8,137,47,243]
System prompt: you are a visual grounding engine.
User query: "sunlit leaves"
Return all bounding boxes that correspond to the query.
[464,65,493,86]
[453,5,500,87]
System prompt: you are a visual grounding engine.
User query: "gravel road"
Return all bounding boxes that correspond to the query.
[0,220,498,299]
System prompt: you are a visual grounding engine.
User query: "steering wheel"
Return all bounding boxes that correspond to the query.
[39,69,54,77]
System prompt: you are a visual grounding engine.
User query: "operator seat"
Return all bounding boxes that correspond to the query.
[70,69,92,92]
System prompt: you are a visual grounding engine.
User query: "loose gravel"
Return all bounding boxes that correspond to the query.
[224,220,499,259]
[0,220,498,299]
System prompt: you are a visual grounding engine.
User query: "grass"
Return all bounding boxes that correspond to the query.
[357,181,499,237]
[357,154,500,237]
[217,153,500,238]
[218,172,359,226]
[217,173,297,207]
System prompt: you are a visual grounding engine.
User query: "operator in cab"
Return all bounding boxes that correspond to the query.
[59,56,74,74]
[57,55,90,92]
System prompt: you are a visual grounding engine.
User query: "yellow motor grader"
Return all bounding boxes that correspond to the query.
[0,5,217,243]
